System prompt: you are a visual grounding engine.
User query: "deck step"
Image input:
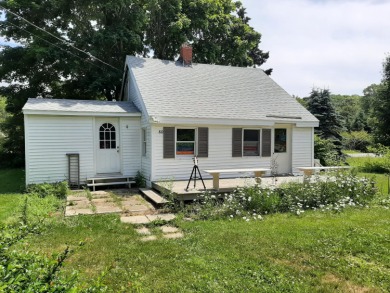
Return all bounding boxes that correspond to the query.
[139,188,169,205]
[86,176,135,191]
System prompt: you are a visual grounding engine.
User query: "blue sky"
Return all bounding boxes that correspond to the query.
[241,0,390,97]
[1,1,390,97]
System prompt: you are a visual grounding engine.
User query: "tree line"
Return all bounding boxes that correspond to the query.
[299,55,390,165]
[0,0,271,166]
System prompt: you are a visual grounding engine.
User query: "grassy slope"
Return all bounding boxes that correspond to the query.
[16,208,390,292]
[346,156,390,194]
[1,168,389,292]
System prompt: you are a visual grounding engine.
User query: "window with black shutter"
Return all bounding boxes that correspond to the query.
[232,128,243,157]
[197,127,208,157]
[163,127,209,158]
[163,127,175,158]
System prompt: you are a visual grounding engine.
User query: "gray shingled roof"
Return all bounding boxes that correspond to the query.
[23,98,140,114]
[127,56,317,123]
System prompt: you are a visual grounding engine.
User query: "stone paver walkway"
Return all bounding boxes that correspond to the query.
[135,224,184,241]
[65,189,155,217]
[66,189,182,240]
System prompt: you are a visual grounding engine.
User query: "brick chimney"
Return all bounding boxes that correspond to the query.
[180,43,192,66]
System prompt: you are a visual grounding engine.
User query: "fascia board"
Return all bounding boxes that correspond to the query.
[22,110,141,117]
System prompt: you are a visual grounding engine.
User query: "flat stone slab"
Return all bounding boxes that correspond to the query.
[163,232,184,239]
[94,206,122,214]
[123,204,151,211]
[121,215,150,224]
[160,226,179,233]
[146,214,176,222]
[67,200,90,208]
[141,235,157,241]
[91,190,110,196]
[91,198,115,203]
[67,195,88,202]
[135,227,151,235]
[65,208,95,216]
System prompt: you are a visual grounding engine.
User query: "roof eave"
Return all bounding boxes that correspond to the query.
[149,116,318,127]
[22,110,141,117]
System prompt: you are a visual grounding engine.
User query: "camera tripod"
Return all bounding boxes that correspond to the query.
[186,156,206,191]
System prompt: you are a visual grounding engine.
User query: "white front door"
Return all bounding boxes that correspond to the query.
[273,127,292,174]
[96,118,121,173]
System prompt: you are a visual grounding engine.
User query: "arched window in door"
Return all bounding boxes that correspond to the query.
[99,123,116,149]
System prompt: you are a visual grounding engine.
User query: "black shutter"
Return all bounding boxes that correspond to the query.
[197,127,208,157]
[232,128,242,157]
[262,129,272,157]
[163,127,175,158]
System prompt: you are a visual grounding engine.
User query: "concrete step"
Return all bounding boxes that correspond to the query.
[139,188,169,205]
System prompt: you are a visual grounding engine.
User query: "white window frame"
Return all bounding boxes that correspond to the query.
[175,127,197,158]
[242,128,261,157]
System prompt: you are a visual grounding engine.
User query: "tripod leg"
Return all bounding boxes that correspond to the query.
[186,166,195,191]
[196,166,206,190]
[194,166,197,188]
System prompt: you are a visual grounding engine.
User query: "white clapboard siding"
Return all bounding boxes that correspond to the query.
[151,125,274,181]
[120,117,141,176]
[141,126,152,184]
[126,69,152,183]
[25,115,94,184]
[292,127,313,173]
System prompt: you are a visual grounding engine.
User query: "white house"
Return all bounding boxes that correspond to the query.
[23,48,318,187]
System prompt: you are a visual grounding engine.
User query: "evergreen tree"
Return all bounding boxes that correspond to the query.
[307,88,343,153]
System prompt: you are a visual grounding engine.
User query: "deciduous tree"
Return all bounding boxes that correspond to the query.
[0,0,271,165]
[372,55,390,145]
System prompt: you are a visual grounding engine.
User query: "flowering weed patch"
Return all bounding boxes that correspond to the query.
[189,172,376,220]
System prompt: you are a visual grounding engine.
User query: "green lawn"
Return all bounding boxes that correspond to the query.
[8,208,389,292]
[0,168,25,193]
[0,194,24,223]
[1,169,390,292]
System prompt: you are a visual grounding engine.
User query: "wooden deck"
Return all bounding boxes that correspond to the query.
[152,175,303,201]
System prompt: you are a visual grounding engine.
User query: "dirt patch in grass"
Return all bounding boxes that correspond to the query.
[321,273,377,293]
[271,257,312,272]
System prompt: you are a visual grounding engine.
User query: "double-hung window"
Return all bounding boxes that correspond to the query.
[232,128,272,157]
[176,128,195,156]
[243,129,260,156]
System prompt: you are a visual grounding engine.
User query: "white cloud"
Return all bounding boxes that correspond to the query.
[241,0,390,97]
